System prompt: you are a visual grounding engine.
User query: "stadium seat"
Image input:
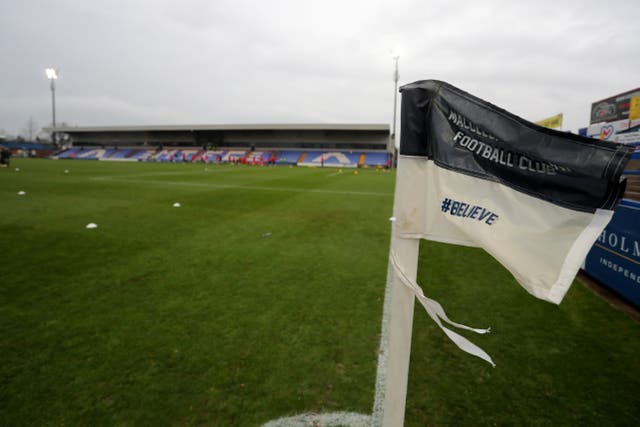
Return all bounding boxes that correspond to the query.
[276,150,304,165]
[298,151,360,168]
[362,151,390,167]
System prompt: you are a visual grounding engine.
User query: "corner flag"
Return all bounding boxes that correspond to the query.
[375,80,633,426]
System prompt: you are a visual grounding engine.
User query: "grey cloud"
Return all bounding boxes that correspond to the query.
[1,0,639,137]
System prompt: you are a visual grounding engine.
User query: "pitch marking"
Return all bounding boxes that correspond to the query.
[262,411,371,427]
[89,177,392,197]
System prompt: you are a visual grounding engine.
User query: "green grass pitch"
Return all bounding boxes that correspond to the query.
[1,158,639,426]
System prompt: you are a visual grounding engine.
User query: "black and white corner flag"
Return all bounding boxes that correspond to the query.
[392,80,633,363]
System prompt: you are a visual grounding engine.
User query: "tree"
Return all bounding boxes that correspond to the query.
[22,117,39,142]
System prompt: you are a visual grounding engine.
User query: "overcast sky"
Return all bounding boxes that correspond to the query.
[1,0,638,138]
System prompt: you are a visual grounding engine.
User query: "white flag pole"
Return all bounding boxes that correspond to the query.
[373,69,417,425]
[380,235,419,427]
[372,154,420,426]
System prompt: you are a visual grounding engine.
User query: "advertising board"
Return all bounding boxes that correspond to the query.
[590,88,640,124]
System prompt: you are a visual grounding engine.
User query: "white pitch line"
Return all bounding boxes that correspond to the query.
[90,177,393,197]
[262,411,371,427]
[370,256,395,426]
[90,169,242,180]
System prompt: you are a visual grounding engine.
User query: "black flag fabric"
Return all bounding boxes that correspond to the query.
[400,80,631,212]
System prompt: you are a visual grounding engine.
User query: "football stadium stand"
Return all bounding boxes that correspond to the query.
[55,147,82,159]
[44,123,394,167]
[298,151,361,168]
[75,148,105,160]
[276,150,304,165]
[1,141,54,151]
[50,147,394,168]
[151,149,172,162]
[224,151,248,162]
[183,149,201,162]
[101,148,117,159]
[171,150,184,161]
[0,141,56,158]
[245,151,269,164]
[128,149,152,161]
[362,151,390,167]
[105,148,135,160]
[203,150,225,163]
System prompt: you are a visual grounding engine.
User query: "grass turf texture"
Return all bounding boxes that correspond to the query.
[0,158,638,426]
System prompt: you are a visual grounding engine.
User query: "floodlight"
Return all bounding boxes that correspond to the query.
[45,68,58,144]
[45,68,58,80]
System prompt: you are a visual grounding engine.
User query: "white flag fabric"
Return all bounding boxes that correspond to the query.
[393,80,633,363]
[395,156,615,304]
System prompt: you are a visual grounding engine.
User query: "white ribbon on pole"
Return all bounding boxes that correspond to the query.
[390,251,495,367]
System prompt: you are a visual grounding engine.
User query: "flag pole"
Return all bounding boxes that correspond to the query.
[372,158,419,427]
[381,236,419,426]
[373,56,417,426]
